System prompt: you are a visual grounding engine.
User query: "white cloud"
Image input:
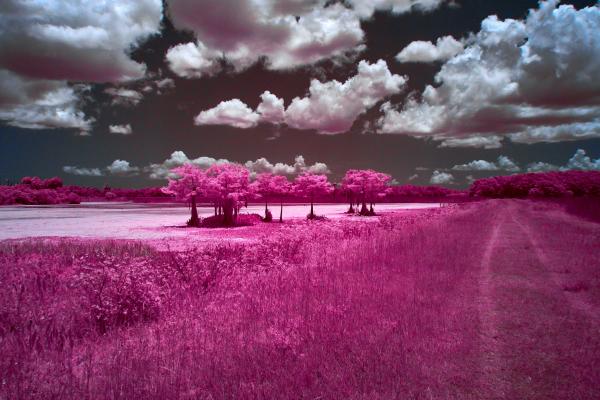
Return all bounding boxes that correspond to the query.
[145,151,329,180]
[0,0,162,82]
[256,91,285,124]
[145,151,230,179]
[526,149,600,172]
[109,124,132,135]
[0,0,162,132]
[106,159,139,175]
[0,72,93,132]
[104,88,143,107]
[438,135,503,149]
[195,99,260,129]
[165,41,221,79]
[285,60,406,133]
[347,0,447,18]
[452,160,498,171]
[526,162,560,173]
[378,1,600,146]
[62,166,103,176]
[166,1,364,74]
[195,59,405,134]
[452,156,520,172]
[430,170,454,185]
[564,149,600,171]
[244,155,330,177]
[396,35,463,63]
[165,0,448,77]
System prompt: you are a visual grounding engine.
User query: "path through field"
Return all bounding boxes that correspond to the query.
[475,200,600,399]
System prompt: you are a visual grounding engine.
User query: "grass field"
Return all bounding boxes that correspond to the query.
[1,200,599,399]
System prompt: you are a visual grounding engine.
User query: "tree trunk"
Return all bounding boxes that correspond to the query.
[360,194,368,215]
[188,194,200,227]
[223,198,234,226]
[309,199,315,219]
[279,201,283,223]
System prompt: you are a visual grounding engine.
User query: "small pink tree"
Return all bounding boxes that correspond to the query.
[342,169,391,215]
[162,164,206,227]
[294,172,333,219]
[206,163,251,226]
[250,173,277,222]
[271,175,292,222]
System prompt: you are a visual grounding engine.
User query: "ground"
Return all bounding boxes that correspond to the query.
[0,199,598,399]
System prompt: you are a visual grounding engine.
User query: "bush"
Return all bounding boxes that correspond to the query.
[263,209,273,222]
[201,213,263,228]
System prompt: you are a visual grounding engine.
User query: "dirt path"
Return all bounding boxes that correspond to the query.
[475,200,600,399]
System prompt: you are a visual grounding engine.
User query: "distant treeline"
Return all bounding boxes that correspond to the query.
[2,170,599,206]
[0,177,170,205]
[469,171,600,198]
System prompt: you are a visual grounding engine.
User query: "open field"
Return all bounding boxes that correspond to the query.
[0,199,599,399]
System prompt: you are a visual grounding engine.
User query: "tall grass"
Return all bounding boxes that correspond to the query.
[0,205,496,399]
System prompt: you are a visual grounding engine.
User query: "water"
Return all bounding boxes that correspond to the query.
[0,202,441,240]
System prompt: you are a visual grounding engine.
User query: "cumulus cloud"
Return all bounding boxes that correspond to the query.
[195,60,405,133]
[165,41,221,79]
[526,162,560,173]
[244,155,330,177]
[165,0,447,76]
[145,151,330,180]
[430,170,454,185]
[0,0,162,82]
[0,74,94,132]
[437,135,503,149]
[396,35,463,63]
[104,88,143,107]
[525,149,600,173]
[0,0,162,132]
[62,166,103,176]
[452,156,520,172]
[106,160,139,175]
[347,0,447,18]
[256,91,285,124]
[195,99,260,129]
[285,60,406,133]
[109,124,132,135]
[378,1,600,146]
[166,1,364,74]
[145,151,230,179]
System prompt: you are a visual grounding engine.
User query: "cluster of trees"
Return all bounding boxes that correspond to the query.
[341,169,392,215]
[0,177,171,205]
[163,164,335,226]
[469,171,600,198]
[0,177,81,205]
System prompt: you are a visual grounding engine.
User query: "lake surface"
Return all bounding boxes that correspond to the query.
[0,202,442,241]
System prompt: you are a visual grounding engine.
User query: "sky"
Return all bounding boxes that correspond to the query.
[1,0,599,188]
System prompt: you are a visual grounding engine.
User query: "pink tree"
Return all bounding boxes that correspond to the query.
[206,163,251,226]
[271,175,292,222]
[162,164,206,227]
[342,169,392,215]
[294,172,333,219]
[250,173,277,222]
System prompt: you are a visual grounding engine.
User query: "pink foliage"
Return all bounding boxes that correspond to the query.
[342,169,391,215]
[293,172,333,218]
[469,171,600,198]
